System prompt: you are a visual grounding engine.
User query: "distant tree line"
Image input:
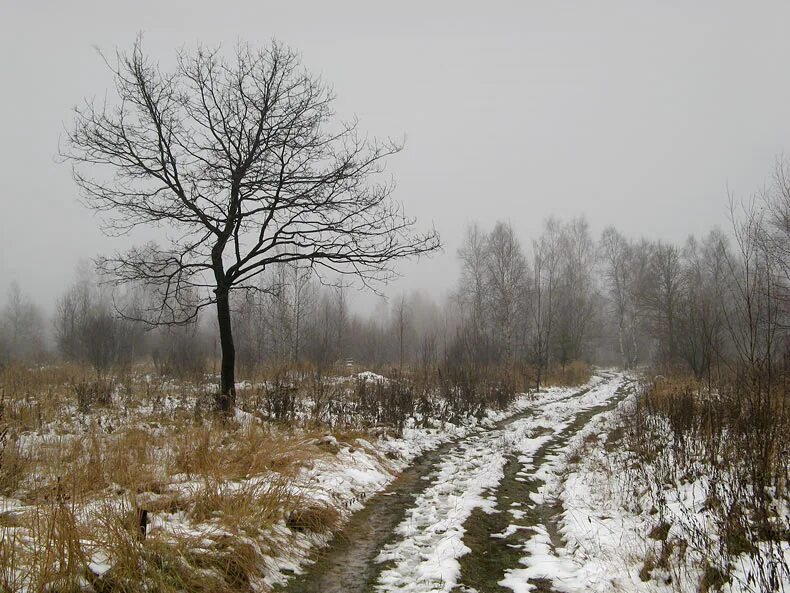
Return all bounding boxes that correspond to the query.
[4,160,790,388]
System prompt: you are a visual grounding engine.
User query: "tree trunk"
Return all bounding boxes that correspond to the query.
[618,317,627,369]
[215,286,236,414]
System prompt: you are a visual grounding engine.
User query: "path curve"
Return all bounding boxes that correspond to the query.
[276,373,629,593]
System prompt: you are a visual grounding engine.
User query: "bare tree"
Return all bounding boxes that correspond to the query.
[643,241,683,370]
[678,232,728,381]
[453,222,528,368]
[485,221,528,364]
[54,273,92,361]
[334,285,349,365]
[55,271,145,375]
[2,283,45,362]
[530,218,562,387]
[760,158,790,322]
[721,199,780,387]
[232,279,268,373]
[64,39,439,411]
[552,218,596,368]
[395,294,409,370]
[0,330,9,368]
[456,223,491,360]
[599,227,640,368]
[288,262,314,364]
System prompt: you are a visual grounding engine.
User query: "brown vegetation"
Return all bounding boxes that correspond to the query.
[0,364,359,593]
[622,373,790,591]
[0,356,586,593]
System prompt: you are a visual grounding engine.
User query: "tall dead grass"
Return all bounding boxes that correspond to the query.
[541,361,594,388]
[0,363,352,593]
[0,359,594,592]
[623,373,790,592]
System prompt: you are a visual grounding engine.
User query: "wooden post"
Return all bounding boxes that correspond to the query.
[137,508,148,541]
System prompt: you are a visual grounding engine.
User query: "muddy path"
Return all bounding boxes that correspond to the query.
[452,378,635,593]
[276,376,623,593]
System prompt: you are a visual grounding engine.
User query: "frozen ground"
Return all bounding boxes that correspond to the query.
[552,398,790,593]
[373,371,630,593]
[16,369,778,593]
[488,380,789,593]
[275,371,637,593]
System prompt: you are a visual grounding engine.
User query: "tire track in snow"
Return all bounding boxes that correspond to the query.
[372,373,628,593]
[277,381,603,593]
[459,378,634,593]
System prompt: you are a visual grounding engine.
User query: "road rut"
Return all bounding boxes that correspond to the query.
[276,374,629,593]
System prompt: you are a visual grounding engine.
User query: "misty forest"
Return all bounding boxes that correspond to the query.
[1,7,789,593]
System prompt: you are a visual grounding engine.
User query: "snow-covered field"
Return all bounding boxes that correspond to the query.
[536,389,790,593]
[0,367,611,592]
[9,368,782,593]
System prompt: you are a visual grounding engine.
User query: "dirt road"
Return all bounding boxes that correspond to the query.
[277,373,633,593]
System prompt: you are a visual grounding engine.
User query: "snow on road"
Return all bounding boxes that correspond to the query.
[373,372,630,593]
[500,375,633,593]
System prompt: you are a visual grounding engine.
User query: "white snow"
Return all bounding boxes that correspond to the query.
[499,385,790,593]
[373,372,629,593]
[354,371,390,383]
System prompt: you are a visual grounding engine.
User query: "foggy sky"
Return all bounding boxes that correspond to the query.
[3,0,790,314]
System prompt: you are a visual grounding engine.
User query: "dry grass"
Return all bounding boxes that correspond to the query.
[644,373,701,398]
[190,477,298,535]
[173,422,324,482]
[0,358,584,592]
[0,363,365,593]
[542,361,594,387]
[623,372,790,591]
[0,495,87,593]
[86,497,276,593]
[286,502,341,534]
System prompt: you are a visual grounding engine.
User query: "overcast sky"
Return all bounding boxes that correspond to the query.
[2,0,790,313]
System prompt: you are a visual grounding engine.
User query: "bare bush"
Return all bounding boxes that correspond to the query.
[625,377,790,592]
